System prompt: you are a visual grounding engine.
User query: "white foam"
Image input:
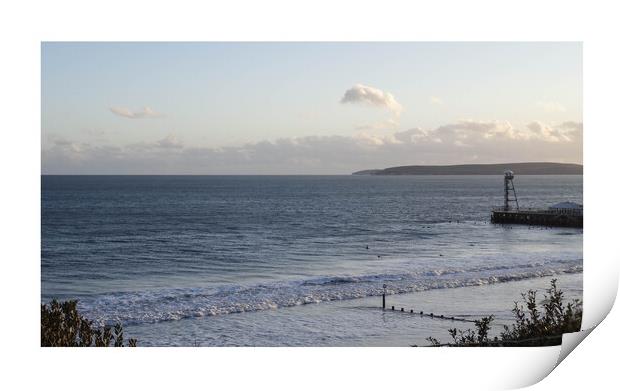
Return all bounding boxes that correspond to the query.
[78,258,583,326]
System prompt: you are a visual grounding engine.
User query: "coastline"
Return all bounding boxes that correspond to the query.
[124,272,582,347]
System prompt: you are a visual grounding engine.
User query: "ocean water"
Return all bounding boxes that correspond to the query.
[41,175,583,346]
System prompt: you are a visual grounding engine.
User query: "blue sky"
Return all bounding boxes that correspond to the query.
[42,42,582,174]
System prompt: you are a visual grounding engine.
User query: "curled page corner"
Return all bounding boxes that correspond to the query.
[538,266,619,386]
[556,328,594,367]
[501,347,562,390]
[503,277,618,389]
[522,327,599,388]
[582,269,619,330]
[499,329,594,390]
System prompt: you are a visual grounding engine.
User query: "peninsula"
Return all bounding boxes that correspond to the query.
[352,162,582,176]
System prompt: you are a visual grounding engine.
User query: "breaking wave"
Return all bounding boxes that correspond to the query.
[78,258,582,326]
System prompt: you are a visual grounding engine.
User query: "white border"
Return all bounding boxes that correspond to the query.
[1,1,618,390]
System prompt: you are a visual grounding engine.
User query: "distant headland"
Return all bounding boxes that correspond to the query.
[352,162,583,175]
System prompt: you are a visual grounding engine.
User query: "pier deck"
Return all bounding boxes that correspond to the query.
[491,208,582,228]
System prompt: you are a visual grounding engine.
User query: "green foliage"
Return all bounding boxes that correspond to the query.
[41,299,136,347]
[443,315,496,346]
[427,279,582,347]
[499,279,582,346]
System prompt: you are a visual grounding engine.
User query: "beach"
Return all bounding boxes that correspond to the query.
[122,272,582,346]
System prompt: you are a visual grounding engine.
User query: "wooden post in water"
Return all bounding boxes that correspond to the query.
[382,284,386,309]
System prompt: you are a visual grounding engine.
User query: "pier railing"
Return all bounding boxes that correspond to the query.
[491,207,582,216]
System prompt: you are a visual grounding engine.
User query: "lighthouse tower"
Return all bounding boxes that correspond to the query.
[503,170,519,211]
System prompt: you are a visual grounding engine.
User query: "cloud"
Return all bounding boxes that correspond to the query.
[434,120,519,143]
[45,136,88,153]
[536,101,567,113]
[527,121,564,142]
[429,96,443,105]
[355,118,399,131]
[527,120,583,143]
[109,106,163,119]
[340,84,403,115]
[155,134,183,149]
[42,120,582,175]
[156,134,183,149]
[126,134,184,152]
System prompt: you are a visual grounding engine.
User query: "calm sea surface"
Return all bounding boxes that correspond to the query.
[41,175,583,346]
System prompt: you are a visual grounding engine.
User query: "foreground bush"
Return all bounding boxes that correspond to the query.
[427,279,582,347]
[41,299,136,347]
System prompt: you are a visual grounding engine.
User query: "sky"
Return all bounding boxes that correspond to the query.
[41,42,582,174]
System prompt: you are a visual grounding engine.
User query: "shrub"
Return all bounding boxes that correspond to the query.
[41,299,136,347]
[427,279,582,346]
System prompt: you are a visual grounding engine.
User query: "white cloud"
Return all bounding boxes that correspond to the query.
[429,96,443,105]
[434,120,519,143]
[536,101,567,113]
[355,118,399,131]
[109,106,163,119]
[126,134,184,152]
[42,120,582,174]
[526,121,577,142]
[340,84,403,115]
[156,134,183,149]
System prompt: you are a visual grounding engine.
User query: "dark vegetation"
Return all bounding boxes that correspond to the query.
[426,279,582,347]
[41,299,136,347]
[353,162,583,176]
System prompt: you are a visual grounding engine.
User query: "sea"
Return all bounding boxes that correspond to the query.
[41,175,583,346]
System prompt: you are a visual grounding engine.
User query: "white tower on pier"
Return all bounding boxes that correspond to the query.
[503,170,519,211]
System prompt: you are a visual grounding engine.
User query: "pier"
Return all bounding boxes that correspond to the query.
[491,207,582,228]
[490,170,582,228]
